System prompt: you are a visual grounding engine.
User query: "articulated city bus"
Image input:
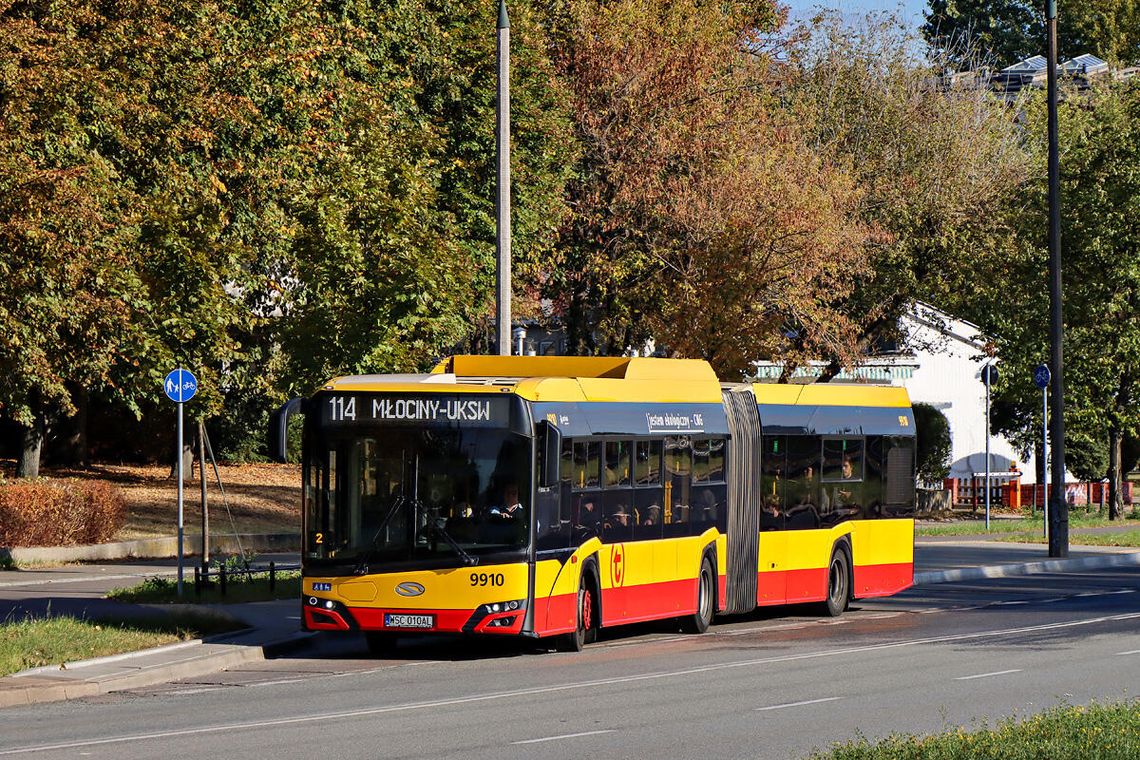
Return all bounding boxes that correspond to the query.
[270,355,916,653]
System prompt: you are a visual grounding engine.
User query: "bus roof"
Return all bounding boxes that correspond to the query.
[321,356,909,408]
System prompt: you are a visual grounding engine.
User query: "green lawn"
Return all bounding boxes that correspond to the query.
[919,510,1138,538]
[996,529,1140,548]
[809,701,1140,759]
[0,613,241,676]
[108,569,301,604]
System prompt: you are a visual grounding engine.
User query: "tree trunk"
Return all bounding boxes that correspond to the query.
[1108,429,1123,521]
[60,386,90,468]
[15,411,46,479]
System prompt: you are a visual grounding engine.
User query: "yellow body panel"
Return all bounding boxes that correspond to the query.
[306,562,529,610]
[752,383,911,408]
[760,518,914,574]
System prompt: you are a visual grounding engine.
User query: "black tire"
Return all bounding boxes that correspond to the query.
[557,573,595,652]
[821,546,850,618]
[681,555,715,634]
[364,631,399,657]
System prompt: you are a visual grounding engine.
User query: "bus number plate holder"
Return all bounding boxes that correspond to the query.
[384,613,435,629]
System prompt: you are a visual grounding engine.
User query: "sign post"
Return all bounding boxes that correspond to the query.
[164,368,198,597]
[1034,364,1051,541]
[981,364,999,531]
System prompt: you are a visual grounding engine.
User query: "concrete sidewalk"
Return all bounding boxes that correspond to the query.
[914,539,1140,585]
[2,540,1139,709]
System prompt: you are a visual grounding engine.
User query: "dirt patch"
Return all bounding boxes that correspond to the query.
[1,460,301,541]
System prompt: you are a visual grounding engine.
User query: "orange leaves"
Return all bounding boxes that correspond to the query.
[552,0,870,372]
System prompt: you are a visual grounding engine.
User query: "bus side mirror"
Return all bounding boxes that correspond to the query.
[268,398,304,463]
[540,421,562,488]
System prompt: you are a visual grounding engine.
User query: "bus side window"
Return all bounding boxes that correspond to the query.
[663,436,692,538]
[633,439,664,541]
[785,436,821,530]
[761,435,785,532]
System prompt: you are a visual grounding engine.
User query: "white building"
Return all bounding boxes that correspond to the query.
[753,302,1050,498]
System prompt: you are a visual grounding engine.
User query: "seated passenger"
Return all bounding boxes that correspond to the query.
[642,504,661,526]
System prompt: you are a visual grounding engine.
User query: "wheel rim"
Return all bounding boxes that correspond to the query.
[829,557,845,604]
[581,587,592,632]
[699,567,712,621]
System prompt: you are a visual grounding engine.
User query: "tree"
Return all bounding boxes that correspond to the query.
[965,80,1140,520]
[786,11,1029,379]
[924,0,1140,69]
[0,2,149,477]
[922,0,1042,70]
[546,0,871,376]
[913,403,953,486]
[1064,3,1140,65]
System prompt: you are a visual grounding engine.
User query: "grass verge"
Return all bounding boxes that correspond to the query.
[996,529,1140,548]
[810,700,1140,759]
[108,569,301,604]
[918,511,1139,537]
[0,612,242,676]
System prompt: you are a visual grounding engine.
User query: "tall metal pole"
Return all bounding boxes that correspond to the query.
[1046,0,1068,557]
[176,387,185,597]
[985,369,991,531]
[199,420,209,574]
[495,0,512,356]
[1043,386,1049,540]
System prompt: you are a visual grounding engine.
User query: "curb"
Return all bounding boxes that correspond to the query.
[1,533,300,565]
[915,549,1140,585]
[0,629,315,709]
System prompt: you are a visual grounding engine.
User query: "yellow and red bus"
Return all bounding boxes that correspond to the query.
[270,355,915,653]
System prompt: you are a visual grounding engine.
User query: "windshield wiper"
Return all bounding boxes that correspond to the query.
[353,495,406,575]
[421,502,479,566]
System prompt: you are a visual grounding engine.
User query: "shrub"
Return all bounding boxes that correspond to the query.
[0,479,126,547]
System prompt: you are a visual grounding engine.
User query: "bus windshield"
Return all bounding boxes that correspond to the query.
[304,427,532,571]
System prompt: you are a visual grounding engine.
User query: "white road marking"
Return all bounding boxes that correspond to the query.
[3,611,1139,756]
[1115,649,1140,656]
[994,600,1029,606]
[955,669,1022,681]
[511,730,615,745]
[756,697,841,711]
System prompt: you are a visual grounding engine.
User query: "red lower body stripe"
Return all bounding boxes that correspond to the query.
[757,562,913,606]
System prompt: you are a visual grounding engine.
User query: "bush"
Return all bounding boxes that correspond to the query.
[0,478,126,547]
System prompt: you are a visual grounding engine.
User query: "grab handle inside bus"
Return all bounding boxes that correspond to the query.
[268,398,304,463]
[540,420,561,488]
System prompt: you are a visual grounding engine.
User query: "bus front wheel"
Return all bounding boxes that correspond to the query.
[558,575,594,652]
[681,555,715,634]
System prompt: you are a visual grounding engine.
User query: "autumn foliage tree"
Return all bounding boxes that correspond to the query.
[548,0,871,377]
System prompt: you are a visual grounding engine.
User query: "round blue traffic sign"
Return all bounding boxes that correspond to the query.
[164,368,198,403]
[1033,364,1051,390]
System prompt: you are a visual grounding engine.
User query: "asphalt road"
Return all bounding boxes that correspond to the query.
[1,567,1138,760]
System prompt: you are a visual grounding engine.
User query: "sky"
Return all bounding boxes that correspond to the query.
[781,0,927,28]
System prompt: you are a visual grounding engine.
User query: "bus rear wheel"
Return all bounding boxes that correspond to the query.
[558,576,594,652]
[821,547,850,618]
[681,556,715,634]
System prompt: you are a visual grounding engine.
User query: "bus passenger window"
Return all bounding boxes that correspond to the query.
[561,440,574,487]
[761,435,785,532]
[784,436,821,530]
[663,437,692,537]
[605,440,631,487]
[573,441,599,490]
[634,440,662,485]
[602,489,633,543]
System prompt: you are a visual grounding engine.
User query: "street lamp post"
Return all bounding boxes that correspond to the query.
[1045,0,1068,557]
[495,0,511,356]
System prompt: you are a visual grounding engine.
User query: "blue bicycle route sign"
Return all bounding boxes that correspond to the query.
[164,368,198,403]
[1034,364,1052,390]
